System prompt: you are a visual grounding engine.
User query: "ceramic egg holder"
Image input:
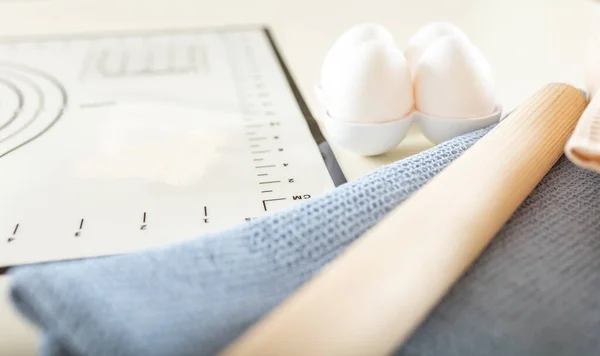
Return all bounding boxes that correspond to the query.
[318,22,502,156]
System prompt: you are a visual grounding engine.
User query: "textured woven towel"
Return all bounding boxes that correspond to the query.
[9,126,600,356]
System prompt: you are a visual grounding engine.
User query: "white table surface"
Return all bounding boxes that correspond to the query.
[0,0,598,354]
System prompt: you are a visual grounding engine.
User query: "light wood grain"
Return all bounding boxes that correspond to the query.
[222,83,587,356]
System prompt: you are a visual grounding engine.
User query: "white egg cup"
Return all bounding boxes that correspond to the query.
[415,106,502,144]
[322,110,414,156]
[320,105,501,157]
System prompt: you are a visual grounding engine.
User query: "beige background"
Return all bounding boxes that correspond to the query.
[0,0,598,354]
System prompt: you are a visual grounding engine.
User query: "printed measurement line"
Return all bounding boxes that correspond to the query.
[263,198,287,211]
[261,190,273,193]
[259,180,281,184]
[204,206,208,217]
[257,173,268,176]
[13,224,19,235]
[251,150,271,154]
[246,132,256,135]
[143,212,147,223]
[250,144,260,148]
[79,219,84,230]
[253,158,264,161]
[249,137,267,141]
[255,165,276,168]
[245,124,263,128]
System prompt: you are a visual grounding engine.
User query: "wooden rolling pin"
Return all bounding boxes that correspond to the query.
[222,84,587,356]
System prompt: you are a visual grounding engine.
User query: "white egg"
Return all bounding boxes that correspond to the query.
[584,34,600,96]
[324,38,413,123]
[321,23,395,91]
[405,22,469,75]
[414,34,496,118]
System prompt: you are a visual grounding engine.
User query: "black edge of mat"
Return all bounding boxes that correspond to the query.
[263,26,347,186]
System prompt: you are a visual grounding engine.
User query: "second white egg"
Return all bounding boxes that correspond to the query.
[413,34,497,118]
[404,22,470,75]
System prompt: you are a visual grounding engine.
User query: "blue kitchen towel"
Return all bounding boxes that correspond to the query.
[9,125,600,356]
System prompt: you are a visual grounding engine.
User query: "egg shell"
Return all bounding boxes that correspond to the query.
[405,22,469,75]
[321,23,395,91]
[414,34,496,118]
[324,39,414,123]
[585,35,600,96]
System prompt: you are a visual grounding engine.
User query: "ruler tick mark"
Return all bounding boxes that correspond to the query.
[251,150,271,154]
[249,137,267,141]
[258,173,268,176]
[255,165,275,168]
[262,198,287,211]
[8,223,19,243]
[253,158,264,161]
[261,190,273,193]
[259,180,281,184]
[141,212,148,230]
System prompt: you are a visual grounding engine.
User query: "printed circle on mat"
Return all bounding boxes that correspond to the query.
[0,63,67,159]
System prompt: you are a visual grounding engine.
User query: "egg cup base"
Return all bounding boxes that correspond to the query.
[323,112,414,156]
[416,106,502,144]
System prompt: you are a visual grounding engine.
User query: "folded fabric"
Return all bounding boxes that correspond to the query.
[565,92,600,173]
[9,125,600,356]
